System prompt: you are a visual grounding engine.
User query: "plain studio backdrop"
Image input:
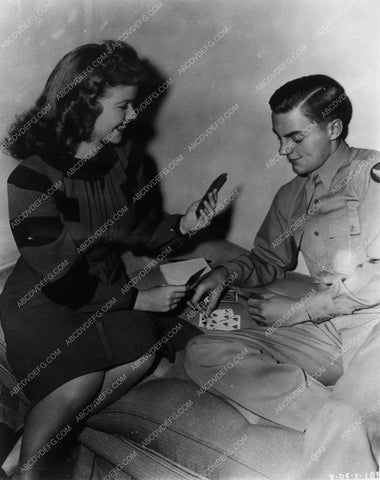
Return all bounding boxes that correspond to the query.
[0,0,379,272]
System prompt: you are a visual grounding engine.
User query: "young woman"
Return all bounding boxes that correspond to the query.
[1,40,217,479]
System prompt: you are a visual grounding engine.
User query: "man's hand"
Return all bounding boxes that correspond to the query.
[134,285,189,312]
[190,266,229,314]
[179,191,218,235]
[247,294,309,326]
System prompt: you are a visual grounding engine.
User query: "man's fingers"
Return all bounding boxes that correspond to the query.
[247,297,262,307]
[248,307,265,319]
[249,313,266,324]
[191,284,208,305]
[205,292,222,315]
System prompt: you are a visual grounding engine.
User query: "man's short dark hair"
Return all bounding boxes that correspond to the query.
[269,75,352,139]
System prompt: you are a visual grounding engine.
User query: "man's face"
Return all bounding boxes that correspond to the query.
[271,107,334,176]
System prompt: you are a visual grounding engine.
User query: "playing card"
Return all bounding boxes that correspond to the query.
[198,311,210,328]
[160,258,211,285]
[199,309,241,331]
[220,288,238,303]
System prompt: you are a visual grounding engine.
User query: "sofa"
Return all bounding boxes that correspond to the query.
[0,236,309,480]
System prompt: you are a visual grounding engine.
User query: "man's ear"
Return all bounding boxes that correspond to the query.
[328,118,343,140]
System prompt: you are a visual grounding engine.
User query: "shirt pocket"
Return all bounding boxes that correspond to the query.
[327,212,351,272]
[328,212,349,238]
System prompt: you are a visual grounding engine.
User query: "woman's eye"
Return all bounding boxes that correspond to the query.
[119,102,131,110]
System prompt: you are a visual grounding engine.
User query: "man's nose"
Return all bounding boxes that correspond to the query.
[279,139,294,156]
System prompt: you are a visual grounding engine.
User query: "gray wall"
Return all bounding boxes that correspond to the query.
[1,0,379,271]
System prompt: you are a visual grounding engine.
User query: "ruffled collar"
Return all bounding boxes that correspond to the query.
[42,143,119,180]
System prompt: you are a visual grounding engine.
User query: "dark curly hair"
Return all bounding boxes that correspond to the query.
[269,74,352,139]
[3,40,148,160]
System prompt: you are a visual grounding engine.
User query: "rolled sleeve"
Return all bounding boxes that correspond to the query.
[305,262,380,321]
[221,191,298,287]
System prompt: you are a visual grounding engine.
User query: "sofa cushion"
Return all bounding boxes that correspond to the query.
[86,378,303,480]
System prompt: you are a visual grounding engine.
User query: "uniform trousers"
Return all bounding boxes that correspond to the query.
[185,312,380,478]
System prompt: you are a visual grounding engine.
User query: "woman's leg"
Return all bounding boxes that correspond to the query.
[86,353,157,416]
[17,371,104,480]
[16,353,156,479]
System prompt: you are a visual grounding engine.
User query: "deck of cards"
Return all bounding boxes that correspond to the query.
[199,308,241,331]
[220,288,238,303]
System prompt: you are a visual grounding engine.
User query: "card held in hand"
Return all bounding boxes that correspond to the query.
[160,258,211,285]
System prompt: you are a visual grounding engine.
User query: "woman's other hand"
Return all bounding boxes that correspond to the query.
[134,285,189,312]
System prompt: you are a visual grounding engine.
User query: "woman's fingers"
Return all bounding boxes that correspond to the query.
[207,190,218,209]
[171,290,188,299]
[167,285,189,293]
[170,299,181,308]
[202,199,215,216]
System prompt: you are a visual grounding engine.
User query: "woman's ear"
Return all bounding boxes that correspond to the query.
[328,118,343,140]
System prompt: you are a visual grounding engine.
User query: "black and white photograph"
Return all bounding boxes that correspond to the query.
[0,1,379,479]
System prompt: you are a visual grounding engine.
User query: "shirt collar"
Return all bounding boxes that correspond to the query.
[309,140,351,190]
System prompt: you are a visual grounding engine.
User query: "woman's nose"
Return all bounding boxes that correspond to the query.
[124,104,137,123]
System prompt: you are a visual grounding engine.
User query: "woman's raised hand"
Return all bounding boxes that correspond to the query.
[179,190,218,235]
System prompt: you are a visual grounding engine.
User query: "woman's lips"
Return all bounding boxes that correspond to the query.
[112,123,126,133]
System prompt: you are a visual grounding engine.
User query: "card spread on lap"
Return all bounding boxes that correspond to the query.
[199,308,241,330]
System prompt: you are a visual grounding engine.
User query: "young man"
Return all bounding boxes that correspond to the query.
[185,75,380,477]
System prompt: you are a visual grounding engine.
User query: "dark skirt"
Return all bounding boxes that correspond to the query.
[0,258,200,405]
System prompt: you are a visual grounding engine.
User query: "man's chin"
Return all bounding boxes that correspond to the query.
[291,163,310,177]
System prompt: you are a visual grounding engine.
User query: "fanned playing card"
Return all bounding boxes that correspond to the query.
[198,308,241,330]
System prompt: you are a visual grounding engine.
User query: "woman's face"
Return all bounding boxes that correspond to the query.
[92,85,138,144]
[271,107,335,176]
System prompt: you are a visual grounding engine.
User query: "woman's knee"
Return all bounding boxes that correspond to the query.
[49,371,104,408]
[130,352,157,376]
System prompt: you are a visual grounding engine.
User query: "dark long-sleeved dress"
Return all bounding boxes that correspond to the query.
[0,141,192,404]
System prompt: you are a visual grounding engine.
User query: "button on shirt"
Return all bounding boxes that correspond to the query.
[223,141,380,316]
